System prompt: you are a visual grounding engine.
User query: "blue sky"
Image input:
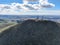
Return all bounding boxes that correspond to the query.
[0,0,60,10]
[49,0,60,10]
[0,0,60,15]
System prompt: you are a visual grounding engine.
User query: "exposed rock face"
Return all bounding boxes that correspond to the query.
[0,20,60,45]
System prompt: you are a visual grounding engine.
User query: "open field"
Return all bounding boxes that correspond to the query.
[0,22,17,33]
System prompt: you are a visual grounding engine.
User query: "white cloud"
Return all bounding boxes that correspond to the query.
[0,0,55,11]
[0,0,57,15]
[23,0,55,8]
[39,0,55,8]
[0,10,60,15]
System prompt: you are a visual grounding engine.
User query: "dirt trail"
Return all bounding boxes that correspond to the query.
[0,20,60,45]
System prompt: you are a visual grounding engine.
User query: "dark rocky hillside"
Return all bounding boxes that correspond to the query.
[0,20,60,45]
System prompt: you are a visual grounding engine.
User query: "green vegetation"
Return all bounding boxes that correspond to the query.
[0,20,60,45]
[0,20,17,33]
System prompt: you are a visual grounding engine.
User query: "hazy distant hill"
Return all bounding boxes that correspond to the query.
[0,15,60,19]
[0,15,60,23]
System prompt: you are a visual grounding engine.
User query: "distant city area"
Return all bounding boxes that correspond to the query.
[0,15,60,23]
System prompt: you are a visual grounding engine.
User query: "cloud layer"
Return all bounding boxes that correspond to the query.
[0,0,55,11]
[0,0,56,15]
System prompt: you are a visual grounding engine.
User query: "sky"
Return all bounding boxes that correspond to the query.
[49,0,60,10]
[0,0,60,15]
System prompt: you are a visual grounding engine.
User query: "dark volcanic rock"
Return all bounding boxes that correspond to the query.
[0,20,60,45]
